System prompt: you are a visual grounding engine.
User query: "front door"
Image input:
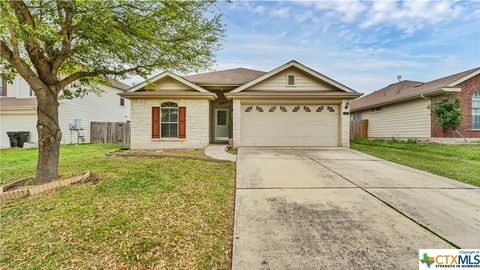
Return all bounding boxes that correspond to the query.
[215,109,229,141]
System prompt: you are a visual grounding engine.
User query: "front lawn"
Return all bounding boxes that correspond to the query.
[0,144,235,269]
[351,139,480,187]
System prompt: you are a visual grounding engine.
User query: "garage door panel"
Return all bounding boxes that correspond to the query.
[241,105,339,146]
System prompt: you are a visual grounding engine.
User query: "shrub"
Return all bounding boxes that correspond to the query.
[431,94,463,131]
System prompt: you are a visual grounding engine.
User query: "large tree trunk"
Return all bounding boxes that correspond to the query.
[34,90,62,184]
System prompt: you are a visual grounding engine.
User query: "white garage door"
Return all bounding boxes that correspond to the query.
[241,104,339,146]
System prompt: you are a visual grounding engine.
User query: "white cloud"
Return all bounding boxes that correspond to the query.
[293,0,472,34]
[361,0,465,35]
[294,10,315,23]
[297,0,367,22]
[251,5,266,14]
[271,7,290,17]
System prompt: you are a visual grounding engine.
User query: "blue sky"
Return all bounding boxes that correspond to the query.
[127,0,480,94]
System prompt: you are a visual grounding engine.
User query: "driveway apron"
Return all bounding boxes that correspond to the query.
[232,147,480,270]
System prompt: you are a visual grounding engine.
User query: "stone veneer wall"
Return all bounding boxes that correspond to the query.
[130,99,210,149]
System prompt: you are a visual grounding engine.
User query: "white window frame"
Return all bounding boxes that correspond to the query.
[160,102,179,138]
[473,91,480,130]
[286,74,295,86]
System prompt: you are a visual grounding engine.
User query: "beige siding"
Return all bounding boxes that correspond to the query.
[246,67,334,91]
[130,99,210,149]
[151,77,195,91]
[7,75,33,98]
[1,76,130,146]
[58,84,130,144]
[360,98,431,138]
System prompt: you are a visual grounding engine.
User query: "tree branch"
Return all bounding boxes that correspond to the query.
[10,0,56,85]
[57,66,151,89]
[1,41,49,92]
[51,0,73,73]
[1,4,20,57]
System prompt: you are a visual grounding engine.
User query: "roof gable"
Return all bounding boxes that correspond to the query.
[230,60,356,93]
[128,72,208,93]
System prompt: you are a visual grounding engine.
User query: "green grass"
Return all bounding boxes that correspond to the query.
[351,139,480,187]
[0,144,235,269]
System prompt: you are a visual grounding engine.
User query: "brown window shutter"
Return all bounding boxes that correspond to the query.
[152,107,160,139]
[179,107,186,139]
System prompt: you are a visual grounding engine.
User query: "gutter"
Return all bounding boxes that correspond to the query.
[118,91,217,100]
[224,92,362,100]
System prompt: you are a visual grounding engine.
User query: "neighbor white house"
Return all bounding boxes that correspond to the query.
[120,60,362,149]
[0,75,131,147]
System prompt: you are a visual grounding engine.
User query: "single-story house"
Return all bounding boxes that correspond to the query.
[350,67,480,142]
[120,60,362,149]
[0,75,130,147]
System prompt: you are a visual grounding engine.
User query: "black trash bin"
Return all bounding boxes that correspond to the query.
[16,131,30,148]
[7,132,18,148]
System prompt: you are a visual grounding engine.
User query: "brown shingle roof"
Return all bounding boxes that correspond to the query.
[184,68,266,85]
[0,97,37,108]
[351,67,480,111]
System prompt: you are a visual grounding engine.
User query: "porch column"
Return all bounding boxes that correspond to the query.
[340,99,350,147]
[232,99,241,147]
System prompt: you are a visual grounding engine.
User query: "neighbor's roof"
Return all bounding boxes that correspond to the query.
[0,97,37,108]
[184,68,266,86]
[107,79,130,91]
[351,67,480,111]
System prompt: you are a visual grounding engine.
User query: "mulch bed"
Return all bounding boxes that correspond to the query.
[106,149,231,163]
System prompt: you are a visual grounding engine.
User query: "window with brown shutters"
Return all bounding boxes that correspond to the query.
[152,107,160,139]
[178,107,186,139]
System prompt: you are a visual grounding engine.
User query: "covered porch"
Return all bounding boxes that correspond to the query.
[210,99,233,143]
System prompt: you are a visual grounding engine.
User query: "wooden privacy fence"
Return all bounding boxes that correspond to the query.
[90,122,130,146]
[350,119,369,140]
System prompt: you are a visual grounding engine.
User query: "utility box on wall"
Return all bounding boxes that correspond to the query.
[69,119,82,130]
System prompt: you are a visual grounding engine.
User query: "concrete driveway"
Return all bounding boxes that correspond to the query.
[232,147,480,269]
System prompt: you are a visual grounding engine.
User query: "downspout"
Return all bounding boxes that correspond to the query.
[420,94,434,141]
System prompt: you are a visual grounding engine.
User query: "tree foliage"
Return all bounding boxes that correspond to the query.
[0,0,224,182]
[1,0,224,92]
[431,94,463,131]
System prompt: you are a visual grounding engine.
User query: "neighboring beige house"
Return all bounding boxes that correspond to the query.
[0,75,130,147]
[120,60,361,149]
[350,67,480,141]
